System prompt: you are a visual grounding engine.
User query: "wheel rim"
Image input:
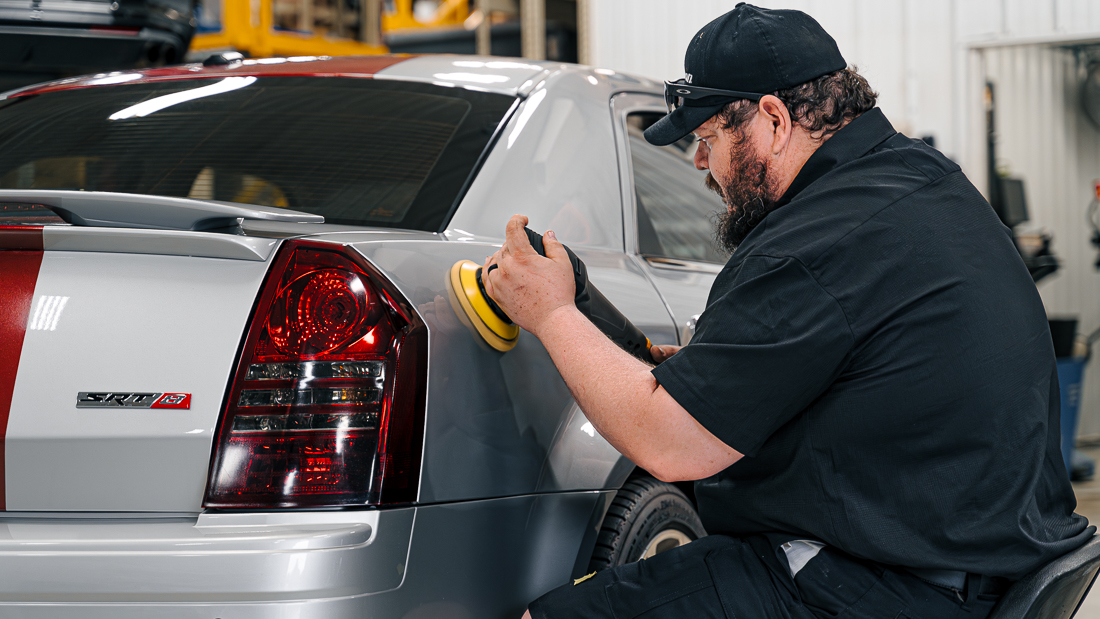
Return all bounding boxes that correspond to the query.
[641,529,693,560]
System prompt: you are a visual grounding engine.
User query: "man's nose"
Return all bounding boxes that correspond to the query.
[694,142,709,170]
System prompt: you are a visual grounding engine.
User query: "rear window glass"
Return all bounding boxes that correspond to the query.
[0,77,516,231]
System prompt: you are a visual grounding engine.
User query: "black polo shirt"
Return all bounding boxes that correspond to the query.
[652,108,1092,579]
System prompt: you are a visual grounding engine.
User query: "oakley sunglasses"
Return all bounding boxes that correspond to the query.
[664,78,766,112]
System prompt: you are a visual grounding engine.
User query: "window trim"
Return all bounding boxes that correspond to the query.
[643,256,724,274]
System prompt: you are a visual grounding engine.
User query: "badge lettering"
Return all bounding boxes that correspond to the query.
[77,392,191,409]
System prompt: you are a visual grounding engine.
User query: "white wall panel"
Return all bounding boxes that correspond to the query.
[1005,0,1056,37]
[1055,0,1100,35]
[588,0,958,156]
[957,0,1003,39]
[853,1,908,132]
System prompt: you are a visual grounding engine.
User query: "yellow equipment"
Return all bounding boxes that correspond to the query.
[190,0,386,57]
[189,0,471,58]
[383,0,470,32]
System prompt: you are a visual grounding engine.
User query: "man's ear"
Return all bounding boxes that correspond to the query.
[757,95,792,155]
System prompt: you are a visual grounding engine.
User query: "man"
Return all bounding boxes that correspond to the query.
[484,4,1092,618]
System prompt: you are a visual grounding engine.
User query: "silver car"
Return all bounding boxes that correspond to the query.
[0,54,727,618]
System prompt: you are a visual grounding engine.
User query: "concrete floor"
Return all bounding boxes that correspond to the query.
[1069,446,1100,617]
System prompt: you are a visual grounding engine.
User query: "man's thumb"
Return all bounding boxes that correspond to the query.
[543,230,570,264]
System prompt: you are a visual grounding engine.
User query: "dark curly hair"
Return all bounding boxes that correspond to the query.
[718,68,878,139]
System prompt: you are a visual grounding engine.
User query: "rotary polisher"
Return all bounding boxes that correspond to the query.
[448,227,653,362]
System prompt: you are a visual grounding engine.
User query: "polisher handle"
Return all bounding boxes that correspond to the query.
[522,228,653,363]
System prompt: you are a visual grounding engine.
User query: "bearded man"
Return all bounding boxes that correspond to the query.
[483,4,1092,619]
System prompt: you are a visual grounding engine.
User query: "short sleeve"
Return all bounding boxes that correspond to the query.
[652,255,853,457]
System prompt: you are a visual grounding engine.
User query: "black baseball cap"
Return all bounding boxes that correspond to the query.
[644,3,846,146]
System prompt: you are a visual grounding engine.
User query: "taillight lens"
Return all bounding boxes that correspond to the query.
[203,241,426,508]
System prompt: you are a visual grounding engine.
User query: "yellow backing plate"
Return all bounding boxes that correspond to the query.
[448,260,519,352]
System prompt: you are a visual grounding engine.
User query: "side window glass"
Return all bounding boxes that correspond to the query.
[626,113,728,265]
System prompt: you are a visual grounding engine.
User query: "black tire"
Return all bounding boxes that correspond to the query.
[588,473,707,572]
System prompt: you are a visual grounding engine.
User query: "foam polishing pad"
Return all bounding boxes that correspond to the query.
[447,260,520,352]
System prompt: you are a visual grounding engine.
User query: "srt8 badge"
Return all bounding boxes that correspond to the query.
[77,392,191,409]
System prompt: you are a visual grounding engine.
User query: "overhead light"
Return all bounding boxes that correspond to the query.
[109,76,257,120]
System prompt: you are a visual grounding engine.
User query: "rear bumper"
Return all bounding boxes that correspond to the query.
[0,509,412,604]
[0,491,609,618]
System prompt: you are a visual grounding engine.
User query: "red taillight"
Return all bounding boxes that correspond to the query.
[203,241,426,508]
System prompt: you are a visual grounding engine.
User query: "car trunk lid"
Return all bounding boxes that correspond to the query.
[0,219,277,512]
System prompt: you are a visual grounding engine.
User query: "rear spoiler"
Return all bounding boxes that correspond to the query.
[0,190,324,231]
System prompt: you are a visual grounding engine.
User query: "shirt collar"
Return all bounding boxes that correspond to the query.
[776,108,897,207]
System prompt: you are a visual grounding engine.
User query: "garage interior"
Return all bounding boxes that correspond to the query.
[3,0,1100,617]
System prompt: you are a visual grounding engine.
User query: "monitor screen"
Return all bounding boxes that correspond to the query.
[998,177,1029,227]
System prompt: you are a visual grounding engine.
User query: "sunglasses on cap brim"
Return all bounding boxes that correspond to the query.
[664,79,766,113]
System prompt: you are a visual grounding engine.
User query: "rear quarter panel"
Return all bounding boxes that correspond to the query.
[353,239,673,503]
[412,70,682,501]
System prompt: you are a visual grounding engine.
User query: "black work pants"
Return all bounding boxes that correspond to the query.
[528,535,999,619]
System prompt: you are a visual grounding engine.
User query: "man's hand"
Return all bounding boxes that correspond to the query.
[480,216,742,483]
[481,215,576,337]
[650,345,682,364]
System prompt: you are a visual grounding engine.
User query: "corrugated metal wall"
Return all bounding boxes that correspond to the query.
[980,45,1100,434]
[586,0,1100,435]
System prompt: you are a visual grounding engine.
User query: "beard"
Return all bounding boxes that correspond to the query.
[707,137,780,253]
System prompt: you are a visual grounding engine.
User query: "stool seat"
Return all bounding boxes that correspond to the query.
[988,536,1100,619]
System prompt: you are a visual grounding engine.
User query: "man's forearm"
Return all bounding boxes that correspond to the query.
[533,305,742,481]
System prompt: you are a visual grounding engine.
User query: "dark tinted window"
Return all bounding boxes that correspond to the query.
[627,113,727,265]
[0,77,515,231]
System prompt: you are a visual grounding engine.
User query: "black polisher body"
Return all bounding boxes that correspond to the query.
[477,227,653,363]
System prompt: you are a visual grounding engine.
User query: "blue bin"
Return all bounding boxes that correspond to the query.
[1057,358,1087,476]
